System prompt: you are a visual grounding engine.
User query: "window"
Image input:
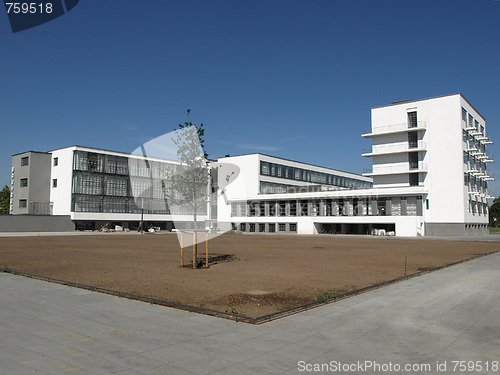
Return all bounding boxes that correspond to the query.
[269,223,275,233]
[240,223,246,231]
[19,199,27,208]
[407,111,417,128]
[20,178,28,187]
[53,157,58,166]
[462,107,467,122]
[409,173,419,186]
[259,223,265,232]
[279,223,286,232]
[289,223,297,232]
[249,202,256,217]
[269,202,276,216]
[52,179,58,188]
[249,223,255,232]
[408,152,419,170]
[408,132,418,149]
[260,162,270,175]
[279,202,286,216]
[21,156,29,166]
[468,114,473,128]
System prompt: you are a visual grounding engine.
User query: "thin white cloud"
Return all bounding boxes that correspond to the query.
[214,139,282,152]
[121,123,137,131]
[237,144,282,152]
[278,134,305,143]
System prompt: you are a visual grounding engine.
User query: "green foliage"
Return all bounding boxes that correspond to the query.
[0,185,10,214]
[316,290,334,303]
[228,303,243,315]
[489,197,500,227]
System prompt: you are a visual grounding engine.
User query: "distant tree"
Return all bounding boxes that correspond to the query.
[0,185,10,214]
[489,197,500,227]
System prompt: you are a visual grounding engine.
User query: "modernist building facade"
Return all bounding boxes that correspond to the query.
[9,94,494,236]
[11,146,207,230]
[217,94,493,236]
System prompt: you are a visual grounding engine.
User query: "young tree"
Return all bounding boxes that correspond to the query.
[163,111,211,266]
[167,110,209,229]
[0,185,10,214]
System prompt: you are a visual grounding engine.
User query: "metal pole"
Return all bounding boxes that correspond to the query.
[192,232,196,269]
[205,231,208,268]
[140,197,144,234]
[180,232,184,267]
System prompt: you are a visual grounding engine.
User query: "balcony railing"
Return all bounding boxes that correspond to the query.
[362,121,426,137]
[363,162,428,176]
[363,141,427,157]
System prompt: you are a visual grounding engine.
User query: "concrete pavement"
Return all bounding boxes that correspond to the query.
[1,252,499,374]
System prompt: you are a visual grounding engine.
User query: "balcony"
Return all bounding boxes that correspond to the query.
[362,141,427,157]
[362,121,426,138]
[469,129,483,137]
[363,162,428,176]
[481,134,494,145]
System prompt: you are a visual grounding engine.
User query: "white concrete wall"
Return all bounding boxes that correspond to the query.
[460,96,489,224]
[49,147,75,215]
[370,94,487,226]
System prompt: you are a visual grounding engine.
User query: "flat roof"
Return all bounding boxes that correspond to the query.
[49,145,182,164]
[49,145,134,156]
[372,93,486,121]
[11,150,50,157]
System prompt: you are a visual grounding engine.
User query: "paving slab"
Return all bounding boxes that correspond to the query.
[1,252,499,374]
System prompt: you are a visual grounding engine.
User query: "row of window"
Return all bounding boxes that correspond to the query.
[236,222,297,233]
[15,178,57,188]
[231,197,424,217]
[463,152,488,172]
[464,173,488,191]
[260,161,372,190]
[259,181,329,194]
[462,107,485,136]
[73,151,179,178]
[72,172,180,199]
[463,130,486,153]
[72,195,206,215]
[468,200,488,216]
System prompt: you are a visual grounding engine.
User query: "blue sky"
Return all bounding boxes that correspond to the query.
[1,0,500,194]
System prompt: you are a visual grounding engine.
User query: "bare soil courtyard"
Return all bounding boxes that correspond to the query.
[1,233,498,317]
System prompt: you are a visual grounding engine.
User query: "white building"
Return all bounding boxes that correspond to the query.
[218,94,493,236]
[11,146,207,231]
[9,94,493,236]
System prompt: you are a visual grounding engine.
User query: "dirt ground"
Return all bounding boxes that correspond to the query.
[1,233,498,317]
